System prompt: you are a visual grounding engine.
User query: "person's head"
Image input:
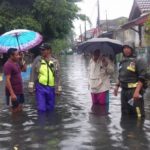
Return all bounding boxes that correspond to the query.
[7,48,20,62]
[92,49,101,61]
[122,42,135,57]
[39,43,52,58]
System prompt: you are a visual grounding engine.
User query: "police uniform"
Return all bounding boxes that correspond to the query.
[35,58,55,111]
[118,47,147,117]
[29,46,61,111]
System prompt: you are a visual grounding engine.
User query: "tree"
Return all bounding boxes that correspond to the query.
[10,16,42,32]
[33,0,80,40]
[0,0,84,38]
[144,15,150,46]
[0,0,87,53]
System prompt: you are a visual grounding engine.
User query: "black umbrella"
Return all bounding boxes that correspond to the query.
[77,37,123,55]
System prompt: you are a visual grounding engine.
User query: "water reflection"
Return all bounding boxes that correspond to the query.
[91,104,109,116]
[89,105,116,149]
[120,116,149,150]
[0,55,150,149]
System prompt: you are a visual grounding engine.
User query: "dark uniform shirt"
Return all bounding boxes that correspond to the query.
[118,57,147,88]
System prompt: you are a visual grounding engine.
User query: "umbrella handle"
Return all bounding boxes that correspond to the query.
[16,34,21,51]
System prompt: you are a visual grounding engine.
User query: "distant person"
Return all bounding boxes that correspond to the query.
[3,48,26,112]
[88,49,114,106]
[114,43,147,117]
[28,43,62,111]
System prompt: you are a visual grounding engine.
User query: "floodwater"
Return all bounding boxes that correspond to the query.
[0,54,150,150]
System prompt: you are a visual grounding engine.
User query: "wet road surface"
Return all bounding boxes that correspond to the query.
[0,54,150,150]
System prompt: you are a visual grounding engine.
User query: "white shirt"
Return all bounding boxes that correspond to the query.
[88,57,114,93]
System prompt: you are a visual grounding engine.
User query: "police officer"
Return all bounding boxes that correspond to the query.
[114,43,147,117]
[28,43,61,111]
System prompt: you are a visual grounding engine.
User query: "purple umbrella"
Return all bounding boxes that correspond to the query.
[0,29,43,53]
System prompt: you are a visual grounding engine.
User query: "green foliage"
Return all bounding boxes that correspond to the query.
[144,15,150,45]
[67,0,82,2]
[50,38,70,54]
[0,0,80,39]
[0,0,87,53]
[0,15,8,33]
[10,16,42,32]
[33,0,80,39]
[77,14,91,25]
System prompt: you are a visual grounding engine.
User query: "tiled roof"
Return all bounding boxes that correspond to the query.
[122,13,149,29]
[136,0,150,13]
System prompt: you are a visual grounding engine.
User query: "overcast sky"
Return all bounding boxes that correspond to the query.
[74,0,134,36]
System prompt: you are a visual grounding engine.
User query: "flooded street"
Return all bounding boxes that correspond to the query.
[0,54,150,150]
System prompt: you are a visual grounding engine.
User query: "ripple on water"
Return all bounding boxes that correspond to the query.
[0,55,149,149]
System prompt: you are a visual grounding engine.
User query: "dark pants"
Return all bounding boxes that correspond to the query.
[6,94,25,109]
[121,88,145,117]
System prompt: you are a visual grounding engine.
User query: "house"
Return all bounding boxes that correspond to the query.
[98,17,127,40]
[98,0,150,48]
[113,0,150,63]
[78,27,102,42]
[121,0,150,48]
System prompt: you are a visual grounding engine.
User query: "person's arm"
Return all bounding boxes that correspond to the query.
[5,75,17,101]
[87,60,91,89]
[20,61,27,72]
[18,52,27,72]
[28,56,40,92]
[4,63,17,100]
[133,58,147,100]
[20,60,27,72]
[133,81,143,100]
[54,59,62,94]
[114,81,120,96]
[105,58,114,74]
[101,57,114,74]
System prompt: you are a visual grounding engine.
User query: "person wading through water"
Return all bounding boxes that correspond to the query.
[88,49,114,107]
[114,42,147,117]
[3,48,26,112]
[28,43,62,111]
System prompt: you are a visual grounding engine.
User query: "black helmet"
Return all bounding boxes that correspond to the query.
[39,43,51,50]
[122,42,136,57]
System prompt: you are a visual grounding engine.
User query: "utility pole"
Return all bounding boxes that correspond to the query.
[97,0,100,27]
[106,10,109,32]
[84,20,87,41]
[80,25,83,42]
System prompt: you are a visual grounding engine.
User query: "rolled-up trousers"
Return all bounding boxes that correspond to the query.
[35,83,55,111]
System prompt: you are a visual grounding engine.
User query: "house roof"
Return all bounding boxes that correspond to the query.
[122,13,150,29]
[136,0,150,13]
[122,0,150,29]
[129,0,150,20]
